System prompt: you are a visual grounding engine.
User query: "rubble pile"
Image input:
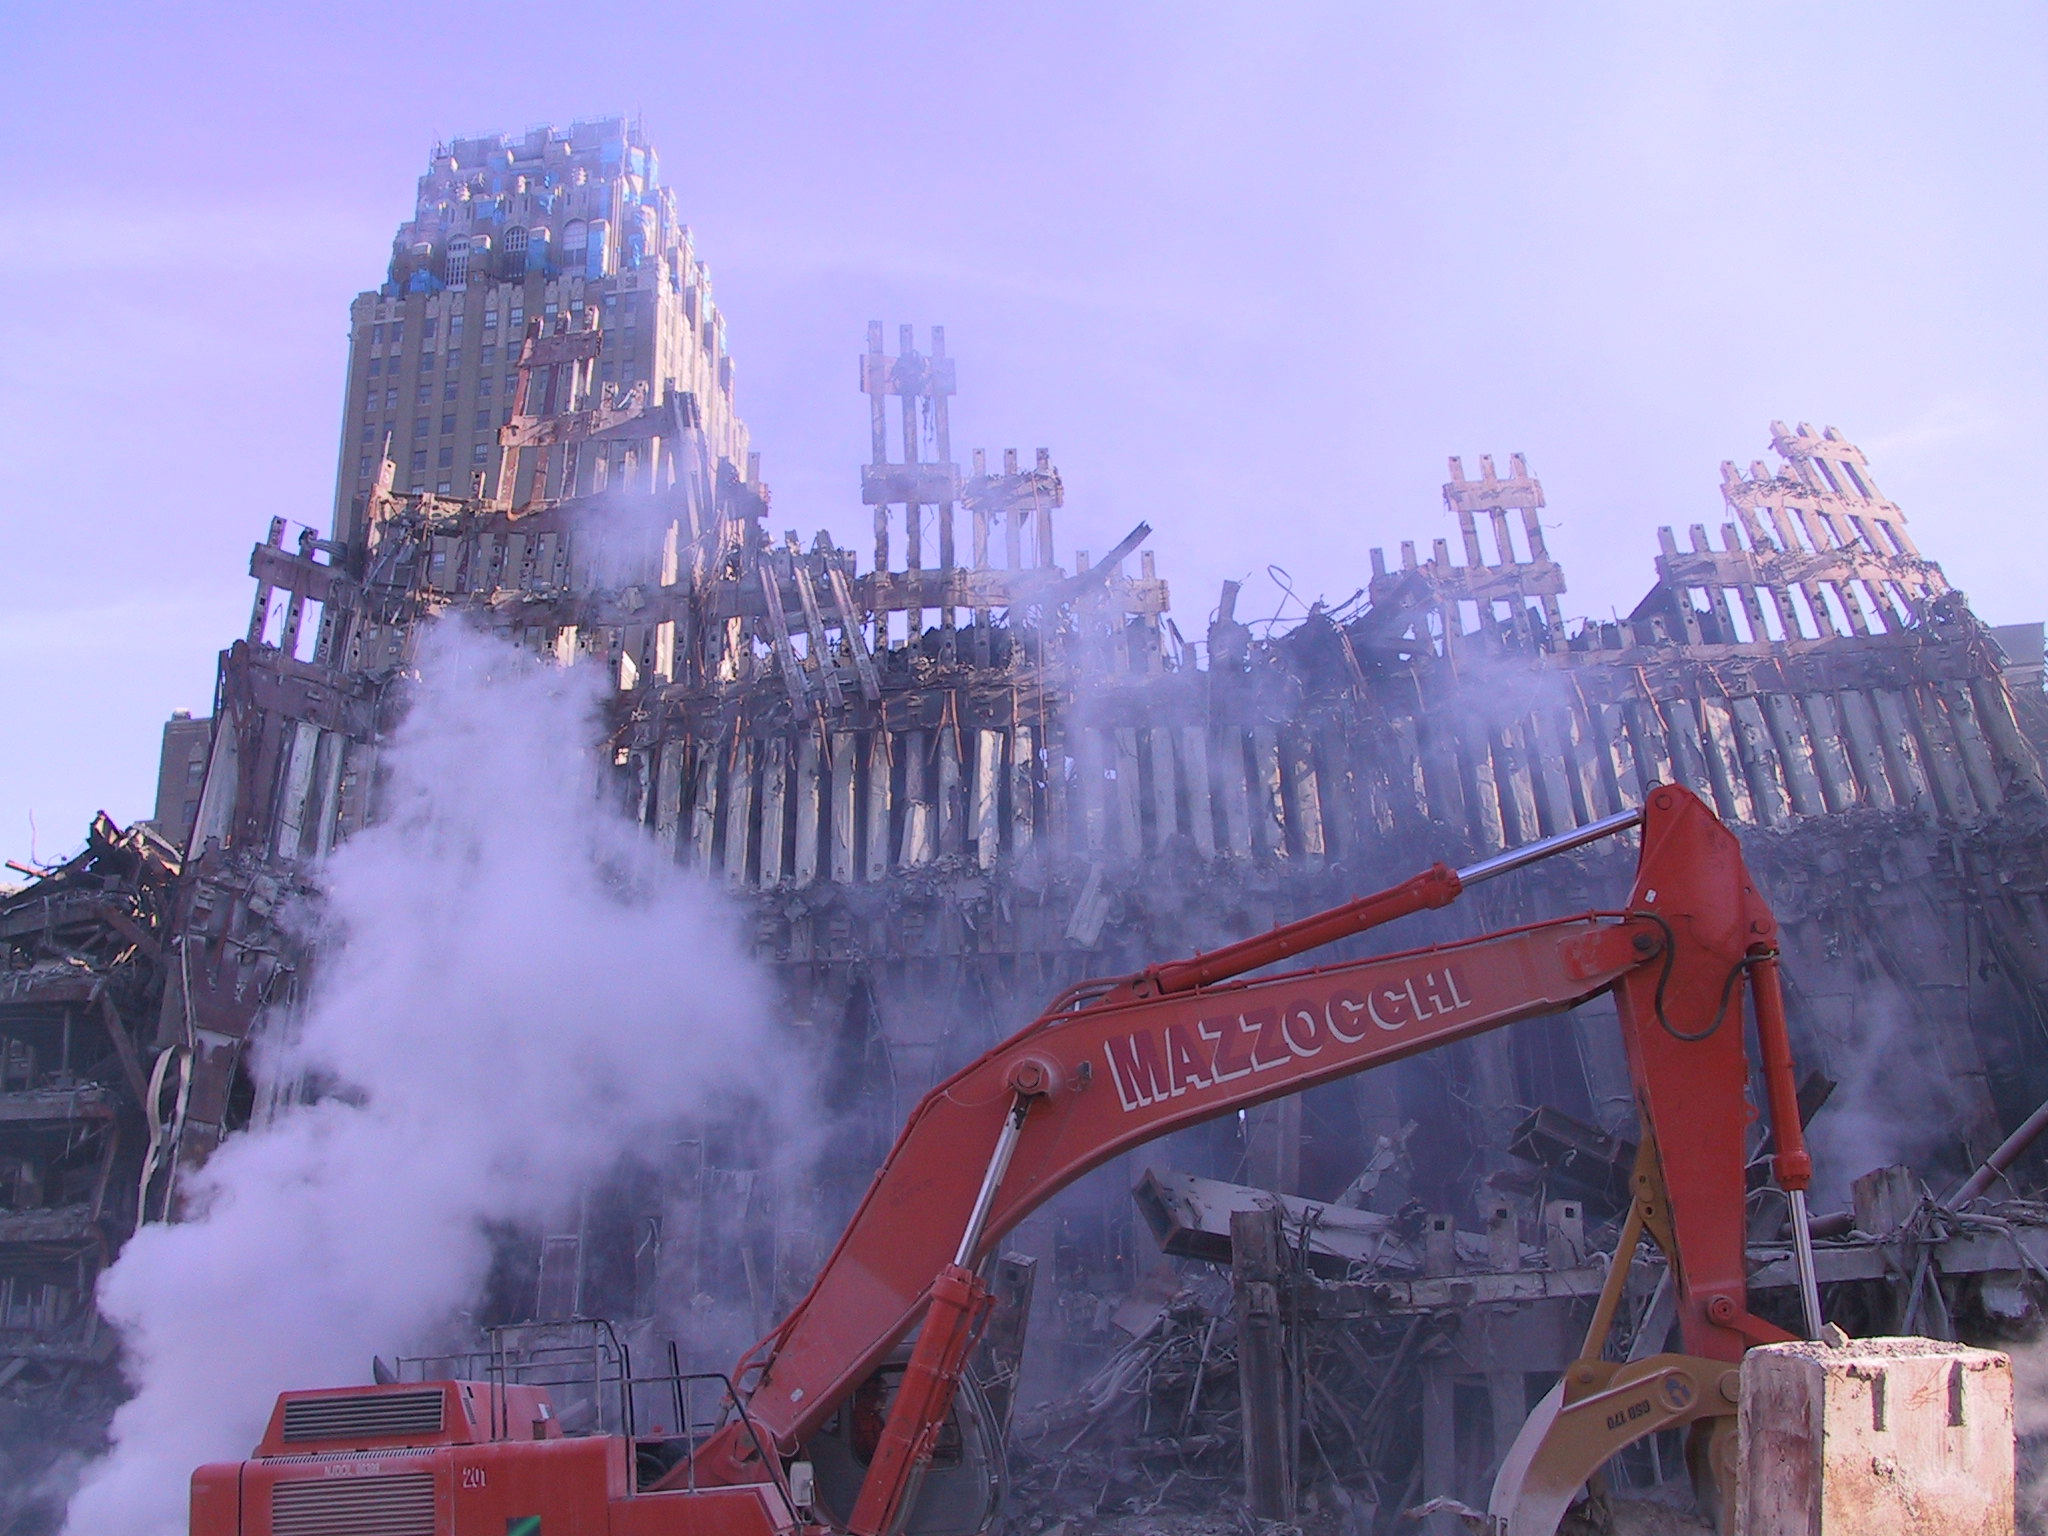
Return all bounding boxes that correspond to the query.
[8,303,2048,1533]
[1012,1273,1433,1536]
[0,814,180,1529]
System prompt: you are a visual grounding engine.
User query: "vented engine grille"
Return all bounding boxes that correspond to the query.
[281,1389,445,1443]
[270,1471,436,1535]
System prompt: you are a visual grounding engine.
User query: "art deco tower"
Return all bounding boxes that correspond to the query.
[330,117,749,544]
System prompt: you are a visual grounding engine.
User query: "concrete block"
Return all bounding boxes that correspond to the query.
[1739,1336,2012,1535]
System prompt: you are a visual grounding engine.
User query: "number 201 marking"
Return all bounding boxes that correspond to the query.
[462,1468,487,1490]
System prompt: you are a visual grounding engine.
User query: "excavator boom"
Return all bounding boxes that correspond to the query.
[199,786,1812,1536]
[670,783,1803,1519]
[722,912,1653,1464]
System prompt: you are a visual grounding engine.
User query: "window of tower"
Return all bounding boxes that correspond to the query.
[446,237,470,289]
[562,219,588,256]
[505,226,528,260]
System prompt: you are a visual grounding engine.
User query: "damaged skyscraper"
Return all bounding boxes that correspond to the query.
[332,117,749,538]
[6,119,2048,1533]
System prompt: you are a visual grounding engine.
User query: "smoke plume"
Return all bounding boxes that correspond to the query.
[1803,986,1965,1207]
[63,623,805,1536]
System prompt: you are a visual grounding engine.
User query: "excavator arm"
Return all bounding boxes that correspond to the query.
[667,786,1815,1535]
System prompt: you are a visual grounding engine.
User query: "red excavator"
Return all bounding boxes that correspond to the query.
[189,783,1826,1536]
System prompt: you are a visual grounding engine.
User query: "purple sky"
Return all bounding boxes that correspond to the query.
[4,4,2044,869]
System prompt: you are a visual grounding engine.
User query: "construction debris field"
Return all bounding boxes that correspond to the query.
[8,119,2048,1536]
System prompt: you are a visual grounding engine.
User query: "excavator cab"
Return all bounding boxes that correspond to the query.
[191,1320,807,1536]
[192,1327,1006,1536]
[803,1363,1007,1536]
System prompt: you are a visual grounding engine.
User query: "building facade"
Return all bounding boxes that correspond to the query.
[331,118,750,546]
[150,710,212,850]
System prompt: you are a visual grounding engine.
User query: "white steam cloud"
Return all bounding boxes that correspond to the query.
[65,623,804,1536]
[1803,989,1963,1208]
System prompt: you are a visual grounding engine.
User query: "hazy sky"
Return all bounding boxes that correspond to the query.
[3,3,2044,869]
